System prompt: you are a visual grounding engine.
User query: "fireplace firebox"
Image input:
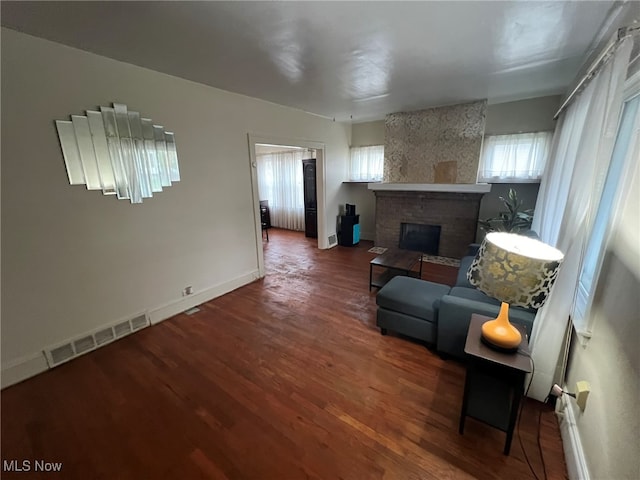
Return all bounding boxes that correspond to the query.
[374,191,485,258]
[399,223,441,254]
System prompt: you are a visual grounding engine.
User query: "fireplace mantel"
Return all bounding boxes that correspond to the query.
[368,183,491,193]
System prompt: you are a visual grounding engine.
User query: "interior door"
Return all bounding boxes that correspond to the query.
[302,158,317,238]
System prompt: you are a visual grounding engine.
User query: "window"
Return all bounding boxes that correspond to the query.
[572,92,639,337]
[349,145,384,181]
[256,149,307,231]
[478,132,552,183]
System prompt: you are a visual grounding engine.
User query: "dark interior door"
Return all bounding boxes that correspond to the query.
[302,158,317,238]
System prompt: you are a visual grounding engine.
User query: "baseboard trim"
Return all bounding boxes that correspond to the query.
[1,352,49,389]
[1,270,259,389]
[558,393,590,480]
[148,270,259,325]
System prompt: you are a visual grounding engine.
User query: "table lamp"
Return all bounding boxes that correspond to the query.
[466,232,564,351]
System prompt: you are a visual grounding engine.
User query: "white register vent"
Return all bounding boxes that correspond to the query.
[43,312,150,368]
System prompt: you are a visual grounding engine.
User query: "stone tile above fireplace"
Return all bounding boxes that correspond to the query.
[374,190,485,259]
[384,101,486,184]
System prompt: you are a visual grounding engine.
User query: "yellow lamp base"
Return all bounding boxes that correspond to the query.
[481,302,522,352]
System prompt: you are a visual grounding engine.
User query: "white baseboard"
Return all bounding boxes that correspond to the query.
[1,352,49,389]
[1,270,259,389]
[558,393,590,480]
[148,270,259,325]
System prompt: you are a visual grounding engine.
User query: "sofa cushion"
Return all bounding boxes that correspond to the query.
[455,256,475,289]
[376,276,451,321]
[449,286,501,305]
[465,243,481,257]
[437,293,536,359]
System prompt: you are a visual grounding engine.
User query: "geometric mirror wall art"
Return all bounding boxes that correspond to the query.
[55,103,180,204]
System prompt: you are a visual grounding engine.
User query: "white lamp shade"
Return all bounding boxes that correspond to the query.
[467,232,564,308]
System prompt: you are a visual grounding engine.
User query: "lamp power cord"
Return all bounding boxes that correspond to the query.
[516,353,548,480]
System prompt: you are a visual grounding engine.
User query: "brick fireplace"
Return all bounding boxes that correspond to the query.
[372,186,487,259]
[371,101,490,258]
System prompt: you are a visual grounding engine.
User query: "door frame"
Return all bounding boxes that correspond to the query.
[248,133,327,278]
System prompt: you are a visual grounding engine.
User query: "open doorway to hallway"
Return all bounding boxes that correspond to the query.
[254,144,316,241]
[248,135,328,279]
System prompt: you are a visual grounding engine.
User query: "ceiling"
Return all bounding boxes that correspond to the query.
[1,1,618,122]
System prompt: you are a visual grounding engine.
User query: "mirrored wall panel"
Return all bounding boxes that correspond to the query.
[55,103,180,204]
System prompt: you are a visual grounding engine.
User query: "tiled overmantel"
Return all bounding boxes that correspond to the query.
[384,101,487,184]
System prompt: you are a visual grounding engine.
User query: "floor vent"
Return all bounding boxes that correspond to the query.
[43,312,150,368]
[328,234,338,247]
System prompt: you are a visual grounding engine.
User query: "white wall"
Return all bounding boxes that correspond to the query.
[1,28,350,385]
[351,121,385,147]
[342,122,385,241]
[563,152,639,479]
[484,95,561,135]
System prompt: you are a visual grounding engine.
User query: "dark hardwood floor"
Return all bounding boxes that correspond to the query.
[1,229,567,479]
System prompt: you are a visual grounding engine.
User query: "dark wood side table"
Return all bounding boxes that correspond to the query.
[458,314,531,455]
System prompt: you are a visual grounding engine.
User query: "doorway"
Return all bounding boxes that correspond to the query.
[254,144,314,234]
[248,134,327,278]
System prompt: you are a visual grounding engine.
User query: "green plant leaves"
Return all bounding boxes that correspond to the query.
[479,188,534,233]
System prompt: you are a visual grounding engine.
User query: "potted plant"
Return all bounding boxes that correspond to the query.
[479,188,534,233]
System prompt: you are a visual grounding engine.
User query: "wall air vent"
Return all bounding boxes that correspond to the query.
[328,234,337,247]
[95,327,115,346]
[43,312,150,368]
[50,344,75,366]
[73,335,96,355]
[114,321,132,338]
[130,314,148,331]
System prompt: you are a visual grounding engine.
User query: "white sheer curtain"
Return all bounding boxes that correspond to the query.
[256,150,306,231]
[478,132,552,182]
[574,94,640,334]
[527,38,633,401]
[349,145,384,181]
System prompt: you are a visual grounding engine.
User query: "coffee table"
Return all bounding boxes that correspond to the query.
[369,249,423,291]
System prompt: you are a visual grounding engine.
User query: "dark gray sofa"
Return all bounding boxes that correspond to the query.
[436,246,537,359]
[375,241,537,360]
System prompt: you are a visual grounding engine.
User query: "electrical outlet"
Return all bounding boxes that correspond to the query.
[575,380,590,412]
[183,286,193,296]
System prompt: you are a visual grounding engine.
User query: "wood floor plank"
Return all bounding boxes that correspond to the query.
[1,229,567,479]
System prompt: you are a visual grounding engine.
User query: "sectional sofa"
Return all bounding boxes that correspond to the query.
[376,243,537,359]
